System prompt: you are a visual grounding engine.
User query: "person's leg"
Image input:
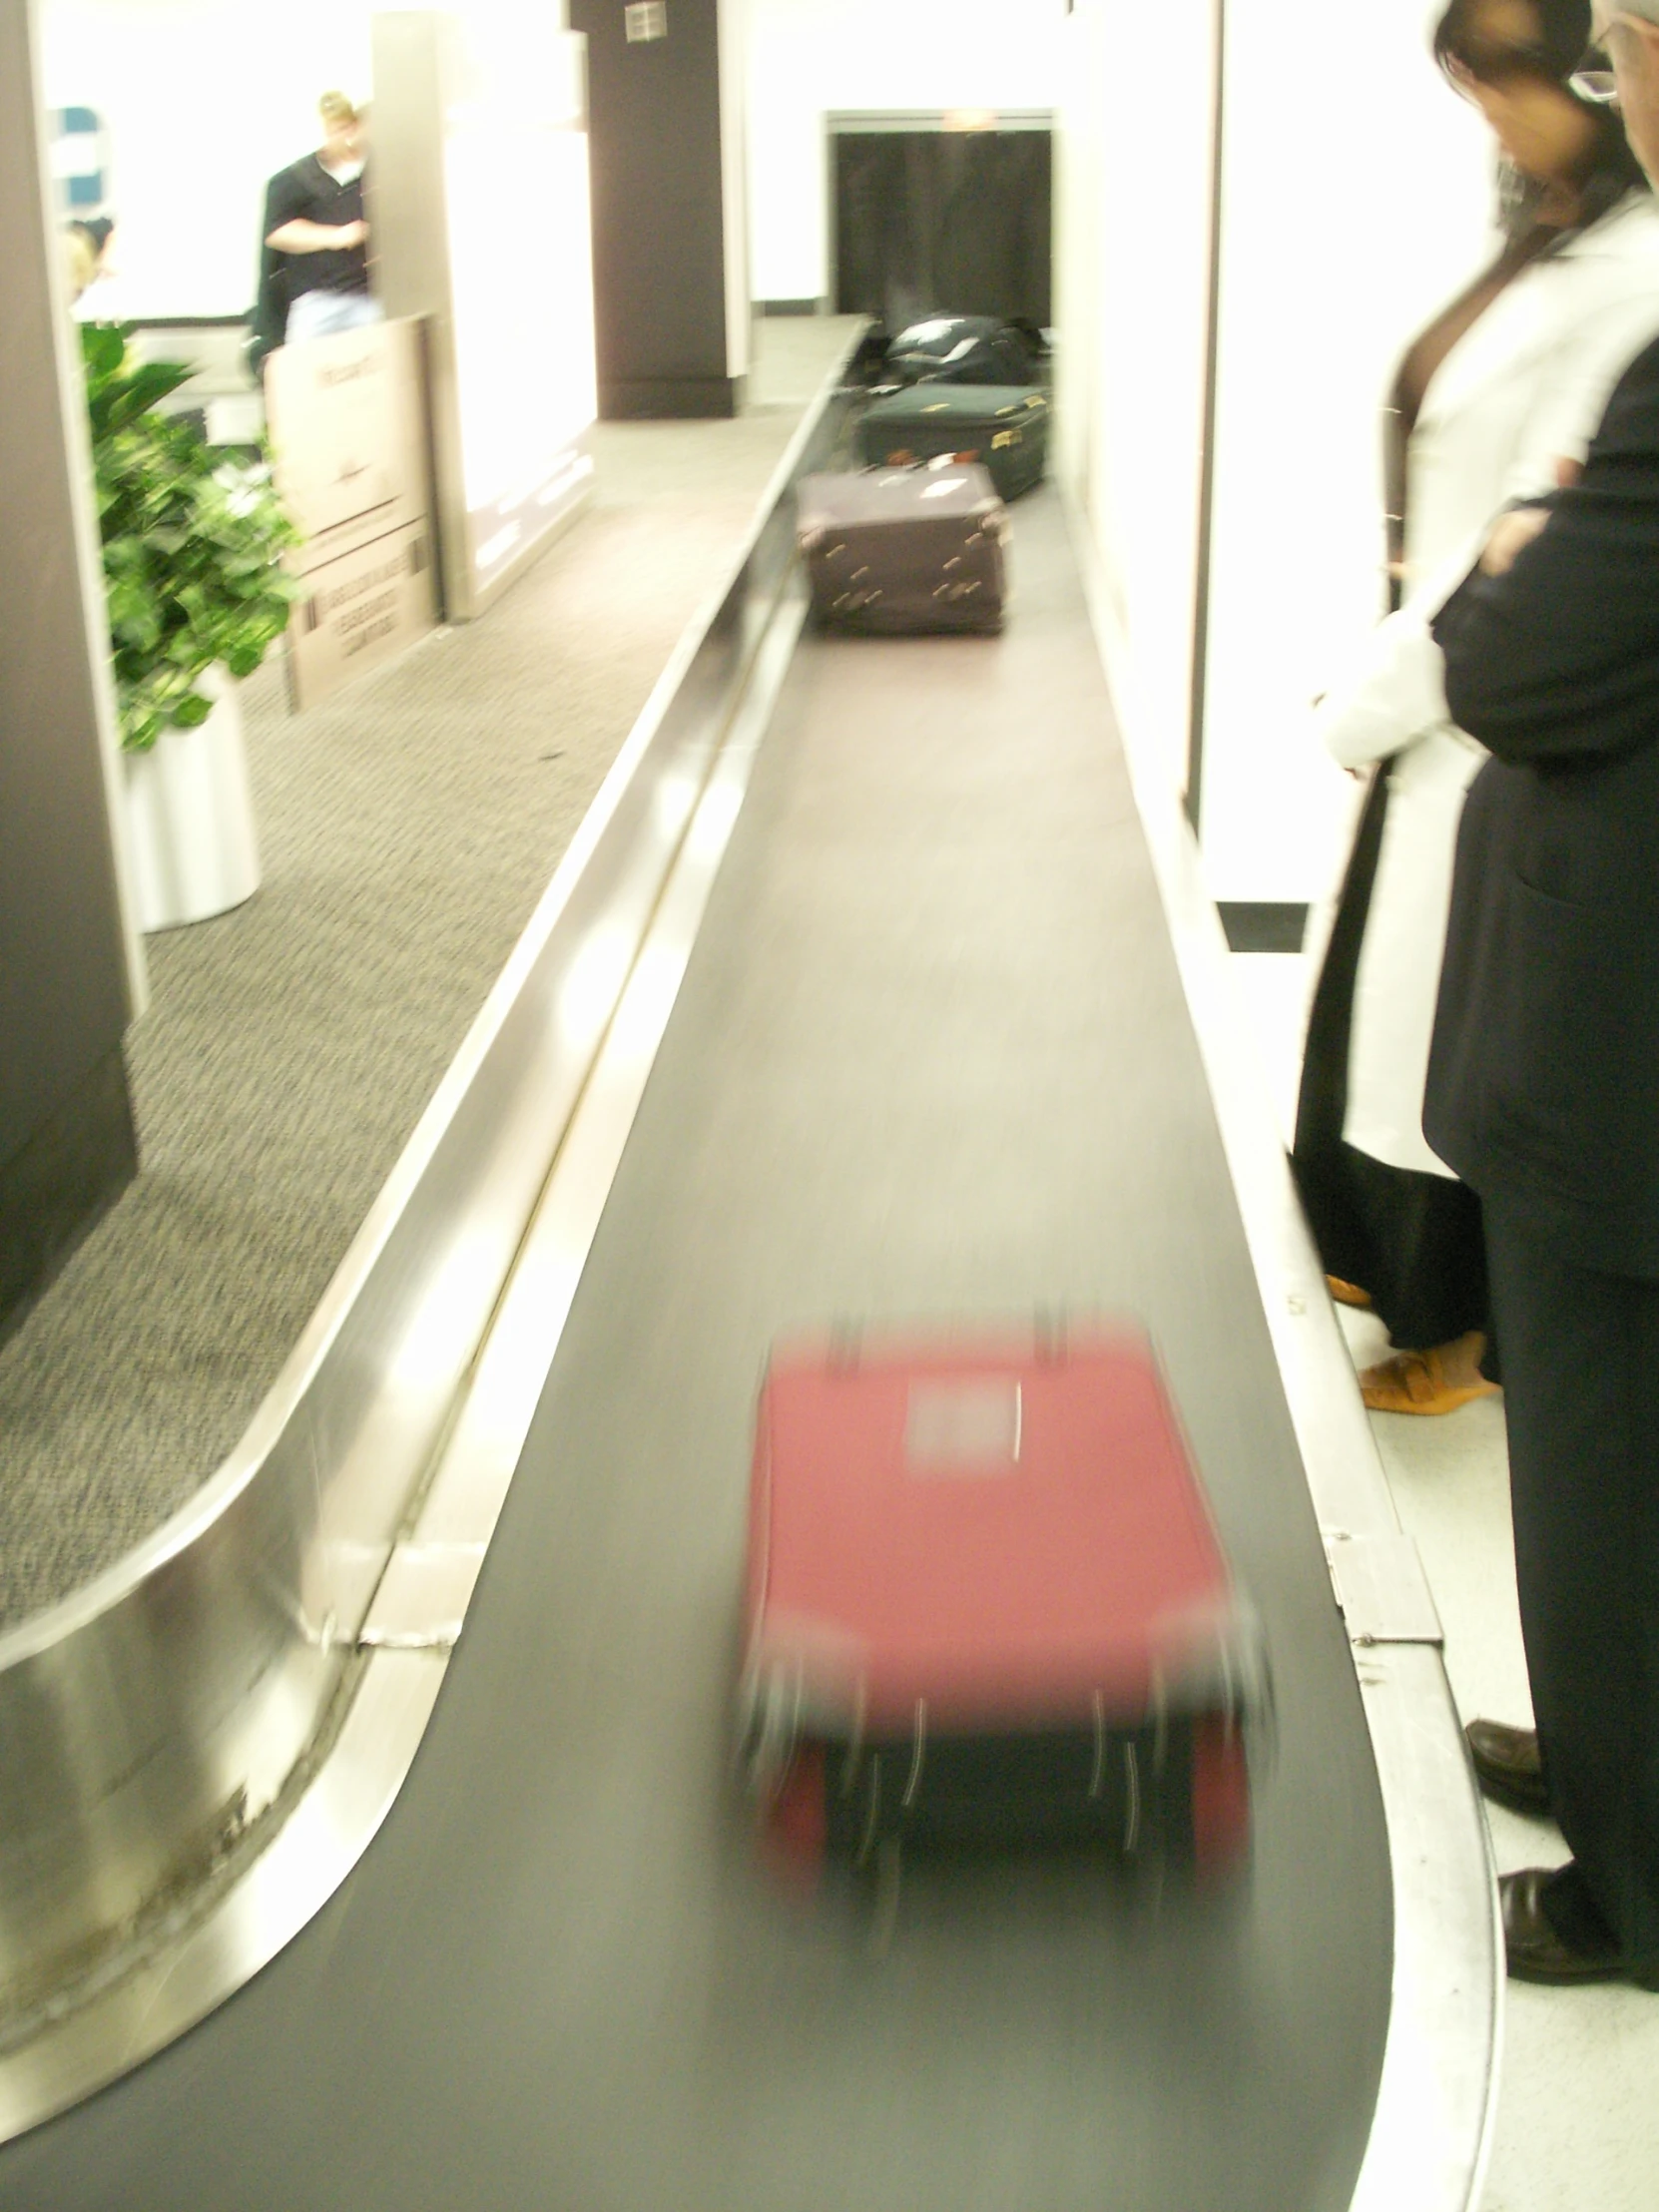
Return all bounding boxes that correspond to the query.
[1292,775,1391,1300]
[1483,1192,1659,1973]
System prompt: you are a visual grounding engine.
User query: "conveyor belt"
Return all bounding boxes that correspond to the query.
[0,488,1391,2211]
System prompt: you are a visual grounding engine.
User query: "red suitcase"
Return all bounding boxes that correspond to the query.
[738,1327,1267,1888]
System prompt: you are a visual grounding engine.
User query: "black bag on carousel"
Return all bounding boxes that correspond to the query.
[884,314,1043,388]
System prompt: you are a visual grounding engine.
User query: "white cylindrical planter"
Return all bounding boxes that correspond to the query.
[124,667,261,931]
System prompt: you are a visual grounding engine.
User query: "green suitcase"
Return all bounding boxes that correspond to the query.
[857,385,1050,502]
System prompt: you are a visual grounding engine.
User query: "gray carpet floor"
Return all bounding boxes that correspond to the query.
[0,318,858,1631]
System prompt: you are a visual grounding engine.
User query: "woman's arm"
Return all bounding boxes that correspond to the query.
[1313,602,1453,770]
[1310,517,1499,769]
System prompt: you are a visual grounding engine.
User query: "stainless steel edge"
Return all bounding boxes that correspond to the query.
[371,579,812,1586]
[1061,495,1502,2212]
[0,573,814,2146]
[0,323,863,2135]
[825,109,1056,133]
[0,1651,447,2142]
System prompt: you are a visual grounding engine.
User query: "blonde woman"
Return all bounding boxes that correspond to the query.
[259,92,379,353]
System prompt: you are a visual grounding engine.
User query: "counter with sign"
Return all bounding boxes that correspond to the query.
[265,315,438,709]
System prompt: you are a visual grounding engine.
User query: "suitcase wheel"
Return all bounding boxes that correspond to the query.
[761,1743,828,1891]
[1191,1716,1251,1881]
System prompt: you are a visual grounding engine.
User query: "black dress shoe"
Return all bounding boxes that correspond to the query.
[1501,1868,1629,1984]
[1466,1718,1550,1816]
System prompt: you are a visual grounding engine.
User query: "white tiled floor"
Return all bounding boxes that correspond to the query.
[1230,951,1659,2212]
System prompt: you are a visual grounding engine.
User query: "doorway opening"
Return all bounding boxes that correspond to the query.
[828,111,1053,335]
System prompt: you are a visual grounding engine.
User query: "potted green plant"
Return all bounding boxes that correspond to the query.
[82,322,300,929]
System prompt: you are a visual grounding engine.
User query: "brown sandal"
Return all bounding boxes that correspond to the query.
[1360,1347,1499,1416]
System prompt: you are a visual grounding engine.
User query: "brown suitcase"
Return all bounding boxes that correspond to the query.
[797,465,1007,636]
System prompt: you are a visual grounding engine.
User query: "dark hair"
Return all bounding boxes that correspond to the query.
[1433,0,1589,85]
[1433,0,1648,239]
[70,216,114,256]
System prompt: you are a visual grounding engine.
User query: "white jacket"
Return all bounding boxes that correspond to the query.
[1312,192,1659,1177]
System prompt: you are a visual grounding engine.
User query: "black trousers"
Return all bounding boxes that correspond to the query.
[1483,1191,1659,1969]
[1292,767,1491,1354]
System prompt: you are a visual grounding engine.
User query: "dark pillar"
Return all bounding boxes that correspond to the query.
[0,2,141,1345]
[567,0,750,419]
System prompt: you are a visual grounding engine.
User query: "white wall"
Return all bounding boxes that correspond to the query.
[720,0,752,375]
[1058,0,1496,906]
[40,0,566,319]
[745,0,1069,303]
[1198,0,1492,902]
[1054,0,1218,803]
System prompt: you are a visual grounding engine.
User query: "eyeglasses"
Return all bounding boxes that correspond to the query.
[1569,43,1620,101]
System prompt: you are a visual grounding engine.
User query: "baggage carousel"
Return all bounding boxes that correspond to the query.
[0,345,1498,2210]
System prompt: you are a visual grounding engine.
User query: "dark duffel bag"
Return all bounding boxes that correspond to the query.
[797,465,1006,637]
[857,384,1049,502]
[884,314,1043,388]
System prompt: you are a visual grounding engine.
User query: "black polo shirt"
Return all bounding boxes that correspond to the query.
[263,154,368,301]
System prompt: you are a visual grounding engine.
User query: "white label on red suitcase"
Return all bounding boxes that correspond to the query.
[904,1382,1021,1471]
